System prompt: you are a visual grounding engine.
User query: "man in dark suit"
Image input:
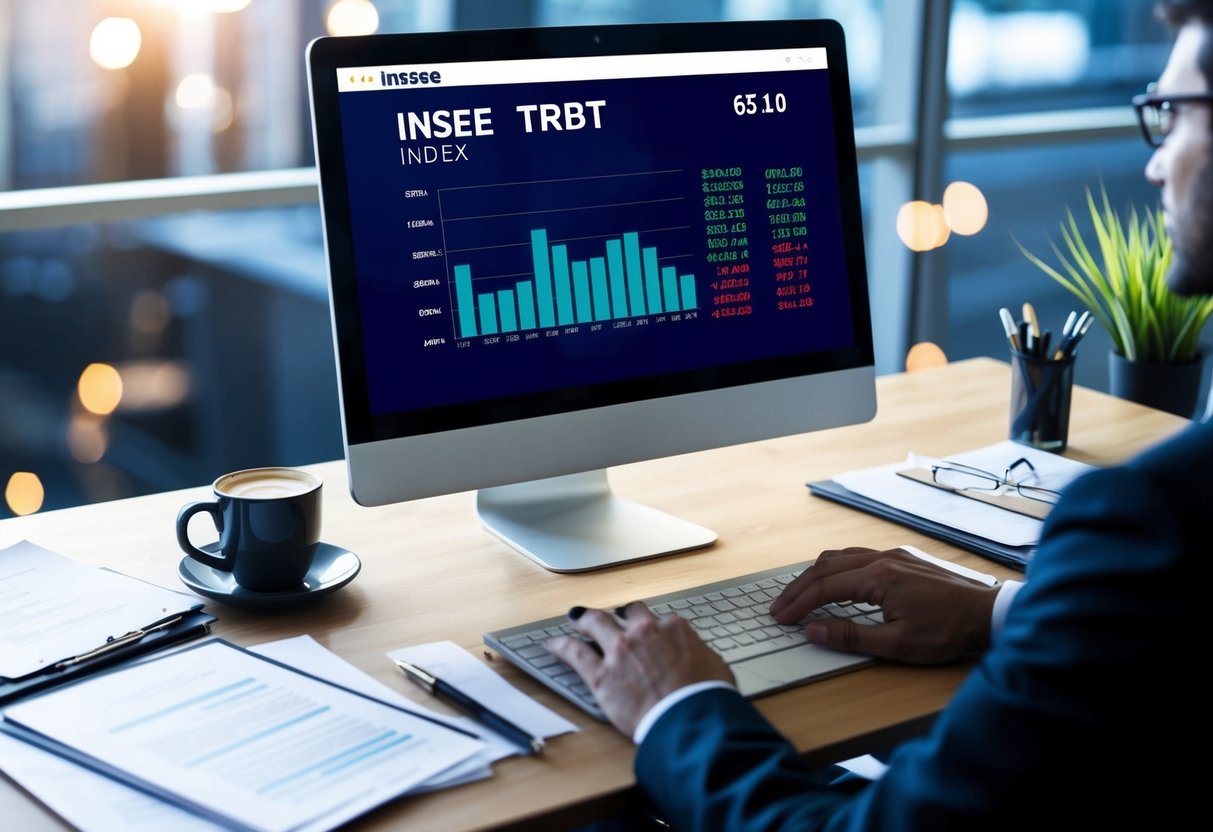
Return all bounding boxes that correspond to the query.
[547,1,1211,827]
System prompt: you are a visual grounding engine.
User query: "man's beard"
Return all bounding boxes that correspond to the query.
[1168,158,1213,297]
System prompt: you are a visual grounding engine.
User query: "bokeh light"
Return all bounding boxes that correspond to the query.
[905,341,948,373]
[5,472,45,516]
[896,200,951,252]
[203,0,254,11]
[117,361,192,411]
[175,73,216,110]
[130,289,172,335]
[942,181,989,236]
[68,414,109,464]
[327,0,380,36]
[89,17,142,70]
[78,363,124,416]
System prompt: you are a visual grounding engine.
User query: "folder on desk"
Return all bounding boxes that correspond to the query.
[806,441,1096,571]
[807,478,1033,570]
[0,540,216,706]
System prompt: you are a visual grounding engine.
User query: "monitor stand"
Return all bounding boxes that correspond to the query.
[476,469,717,573]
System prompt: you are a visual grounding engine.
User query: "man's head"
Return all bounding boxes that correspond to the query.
[1148,1,1213,295]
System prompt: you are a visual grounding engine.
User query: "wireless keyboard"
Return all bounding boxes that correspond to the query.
[484,562,880,720]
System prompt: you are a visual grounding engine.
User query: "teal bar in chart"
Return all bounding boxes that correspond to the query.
[661,266,680,312]
[452,225,691,338]
[531,229,556,328]
[642,246,663,314]
[477,293,498,335]
[517,282,537,330]
[606,239,629,318]
[571,260,592,323]
[551,244,574,325]
[623,232,646,316]
[454,265,477,338]
[589,257,611,321]
[680,274,697,309]
[497,289,517,332]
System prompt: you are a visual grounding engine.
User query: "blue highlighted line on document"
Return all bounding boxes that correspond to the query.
[186,705,331,768]
[257,731,417,795]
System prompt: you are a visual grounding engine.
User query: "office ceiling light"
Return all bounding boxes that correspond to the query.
[896,200,950,252]
[78,363,124,416]
[5,472,44,516]
[942,181,989,236]
[327,0,380,36]
[90,17,142,70]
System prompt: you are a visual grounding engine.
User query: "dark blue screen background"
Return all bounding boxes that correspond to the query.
[336,66,857,418]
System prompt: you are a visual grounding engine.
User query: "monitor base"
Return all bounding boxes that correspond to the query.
[476,469,717,573]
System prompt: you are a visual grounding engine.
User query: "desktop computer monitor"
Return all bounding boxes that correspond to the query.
[307,19,876,572]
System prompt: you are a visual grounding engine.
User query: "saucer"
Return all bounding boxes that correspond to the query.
[178,542,361,610]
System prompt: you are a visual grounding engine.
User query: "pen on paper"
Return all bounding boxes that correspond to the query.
[394,659,546,755]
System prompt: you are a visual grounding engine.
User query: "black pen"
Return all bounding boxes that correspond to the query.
[394,659,545,755]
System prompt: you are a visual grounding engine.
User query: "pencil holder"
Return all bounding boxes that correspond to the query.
[1009,351,1074,452]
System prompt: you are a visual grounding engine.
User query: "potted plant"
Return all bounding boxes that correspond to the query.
[1018,185,1213,417]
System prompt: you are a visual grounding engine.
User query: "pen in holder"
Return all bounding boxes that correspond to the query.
[1009,350,1074,452]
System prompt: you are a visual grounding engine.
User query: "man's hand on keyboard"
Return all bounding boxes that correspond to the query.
[545,603,734,737]
[769,547,998,665]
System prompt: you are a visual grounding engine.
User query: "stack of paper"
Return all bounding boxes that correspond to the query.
[808,441,1095,569]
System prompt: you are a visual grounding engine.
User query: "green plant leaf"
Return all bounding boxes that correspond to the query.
[1018,183,1211,363]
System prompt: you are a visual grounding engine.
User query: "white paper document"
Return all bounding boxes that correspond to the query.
[252,635,516,782]
[387,641,579,740]
[3,640,485,832]
[0,540,200,679]
[0,635,511,832]
[833,441,1094,547]
[0,730,228,832]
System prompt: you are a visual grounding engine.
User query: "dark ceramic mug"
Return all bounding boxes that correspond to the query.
[176,467,322,592]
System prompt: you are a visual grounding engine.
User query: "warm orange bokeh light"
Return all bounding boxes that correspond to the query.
[78,363,124,416]
[896,200,951,252]
[905,341,949,373]
[5,472,45,516]
[89,17,142,70]
[942,181,989,236]
[327,0,380,36]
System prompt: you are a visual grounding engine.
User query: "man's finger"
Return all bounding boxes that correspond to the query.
[615,600,658,623]
[545,634,604,678]
[569,607,626,651]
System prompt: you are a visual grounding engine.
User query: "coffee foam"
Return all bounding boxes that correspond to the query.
[217,468,318,499]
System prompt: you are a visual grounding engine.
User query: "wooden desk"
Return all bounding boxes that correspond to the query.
[0,358,1186,831]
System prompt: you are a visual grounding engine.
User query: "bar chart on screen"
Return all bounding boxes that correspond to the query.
[437,169,700,341]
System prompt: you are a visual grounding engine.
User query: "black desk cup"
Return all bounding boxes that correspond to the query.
[176,467,322,592]
[1009,350,1074,452]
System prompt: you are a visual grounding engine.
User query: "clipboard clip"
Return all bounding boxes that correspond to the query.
[52,614,185,671]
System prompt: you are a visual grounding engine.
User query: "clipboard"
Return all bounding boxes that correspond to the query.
[894,467,1053,520]
[0,610,216,706]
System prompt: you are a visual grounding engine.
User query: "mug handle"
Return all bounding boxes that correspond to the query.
[175,501,229,571]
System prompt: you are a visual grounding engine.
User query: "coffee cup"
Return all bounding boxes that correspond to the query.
[176,467,322,592]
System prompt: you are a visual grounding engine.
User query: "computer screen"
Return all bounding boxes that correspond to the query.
[308,19,876,572]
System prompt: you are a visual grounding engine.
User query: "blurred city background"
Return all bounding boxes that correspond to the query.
[0,0,1181,516]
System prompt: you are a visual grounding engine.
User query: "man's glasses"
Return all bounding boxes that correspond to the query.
[931,457,1061,505]
[1132,83,1213,148]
